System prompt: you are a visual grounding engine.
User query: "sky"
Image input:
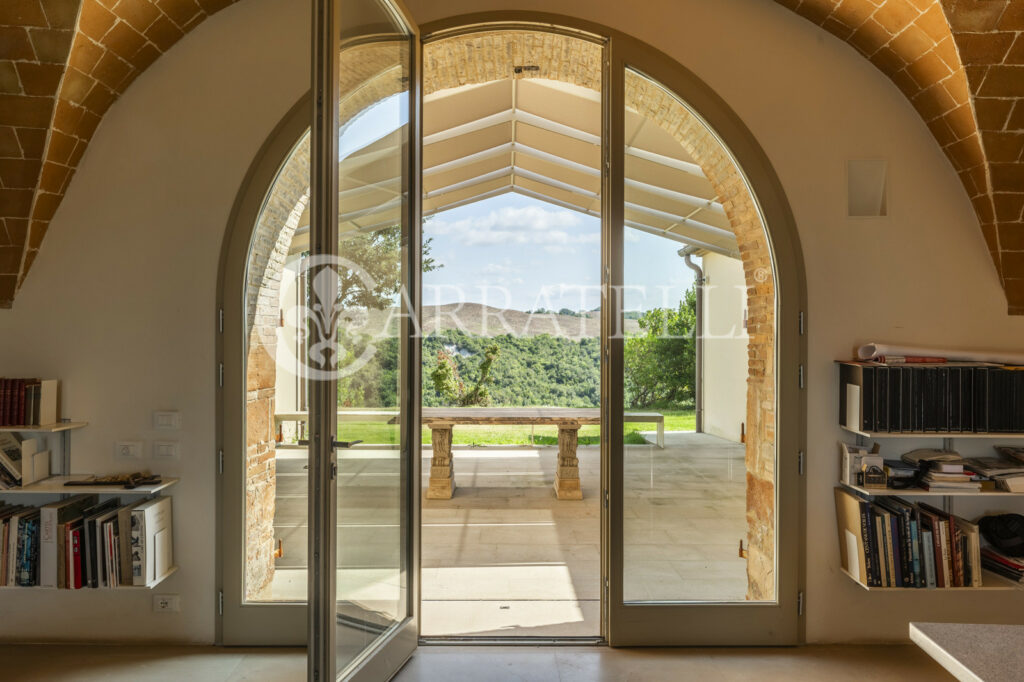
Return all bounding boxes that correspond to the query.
[341,93,696,314]
[423,193,695,313]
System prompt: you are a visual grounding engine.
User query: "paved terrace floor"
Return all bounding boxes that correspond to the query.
[265,432,748,639]
[421,431,747,637]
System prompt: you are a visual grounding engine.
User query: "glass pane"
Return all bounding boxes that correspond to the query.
[334,1,412,675]
[620,68,775,603]
[417,30,604,638]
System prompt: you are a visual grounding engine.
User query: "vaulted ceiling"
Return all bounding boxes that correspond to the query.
[0,0,1022,310]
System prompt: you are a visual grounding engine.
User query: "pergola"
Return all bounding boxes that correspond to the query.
[293,76,741,259]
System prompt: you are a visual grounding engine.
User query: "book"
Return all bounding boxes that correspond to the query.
[131,496,173,586]
[921,529,937,588]
[39,494,98,588]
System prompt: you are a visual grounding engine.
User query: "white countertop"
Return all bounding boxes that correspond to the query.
[910,622,1024,682]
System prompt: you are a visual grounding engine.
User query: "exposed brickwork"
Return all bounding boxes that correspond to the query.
[243,136,308,599]
[7,0,240,304]
[625,71,777,601]
[2,2,1023,311]
[776,0,1024,310]
[0,0,79,304]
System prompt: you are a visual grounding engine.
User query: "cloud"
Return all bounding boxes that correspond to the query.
[428,205,596,247]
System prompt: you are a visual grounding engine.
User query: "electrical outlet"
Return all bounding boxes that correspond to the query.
[153,440,179,459]
[153,594,180,613]
[114,441,143,459]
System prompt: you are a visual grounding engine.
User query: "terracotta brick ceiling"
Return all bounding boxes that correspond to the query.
[0,0,1022,311]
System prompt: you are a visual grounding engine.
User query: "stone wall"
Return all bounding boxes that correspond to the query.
[243,136,309,600]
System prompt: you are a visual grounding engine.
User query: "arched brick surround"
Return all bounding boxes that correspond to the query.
[242,135,308,598]
[3,1,1023,310]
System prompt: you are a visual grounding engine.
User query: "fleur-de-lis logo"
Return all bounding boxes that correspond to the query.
[279,254,380,380]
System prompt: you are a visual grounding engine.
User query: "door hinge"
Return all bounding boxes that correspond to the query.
[218,449,224,475]
[798,311,805,335]
[218,590,224,616]
[798,365,805,389]
[218,307,224,334]
[218,362,224,387]
[798,451,804,476]
[797,591,804,616]
[604,489,609,509]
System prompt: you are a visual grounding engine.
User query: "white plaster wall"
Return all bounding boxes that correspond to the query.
[0,0,308,643]
[701,253,747,444]
[0,0,1020,645]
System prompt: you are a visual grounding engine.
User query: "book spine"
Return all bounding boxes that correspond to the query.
[859,500,877,587]
[939,521,951,587]
[922,530,937,588]
[39,507,58,588]
[71,529,82,589]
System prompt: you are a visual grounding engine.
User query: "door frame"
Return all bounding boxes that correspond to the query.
[217,94,311,646]
[420,11,808,646]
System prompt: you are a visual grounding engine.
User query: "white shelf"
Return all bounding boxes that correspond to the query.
[0,475,179,495]
[841,567,1021,591]
[841,425,1024,440]
[0,566,178,591]
[0,421,88,433]
[841,482,1024,497]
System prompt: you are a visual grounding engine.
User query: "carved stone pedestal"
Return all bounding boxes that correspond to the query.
[426,424,455,499]
[554,423,583,500]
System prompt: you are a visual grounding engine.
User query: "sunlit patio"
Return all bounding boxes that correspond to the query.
[421,431,747,637]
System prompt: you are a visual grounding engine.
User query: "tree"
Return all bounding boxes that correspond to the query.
[623,287,697,409]
[430,343,500,407]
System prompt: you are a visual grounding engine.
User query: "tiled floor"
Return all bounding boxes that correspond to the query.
[0,644,954,681]
[261,432,749,638]
[421,432,748,636]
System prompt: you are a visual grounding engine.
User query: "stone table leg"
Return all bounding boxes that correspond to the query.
[554,424,583,500]
[426,425,455,500]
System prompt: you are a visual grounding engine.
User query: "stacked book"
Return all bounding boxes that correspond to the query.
[0,495,172,588]
[835,487,983,588]
[838,361,1024,434]
[981,546,1024,584]
[965,448,1024,493]
[0,379,58,427]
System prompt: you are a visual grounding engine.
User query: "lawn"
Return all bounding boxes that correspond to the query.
[327,409,695,446]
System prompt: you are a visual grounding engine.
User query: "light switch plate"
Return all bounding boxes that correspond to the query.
[114,441,143,459]
[153,440,179,459]
[153,411,181,430]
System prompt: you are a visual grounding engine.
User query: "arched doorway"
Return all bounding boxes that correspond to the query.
[218,9,805,666]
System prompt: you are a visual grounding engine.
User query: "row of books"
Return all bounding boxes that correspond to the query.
[0,494,172,589]
[835,487,983,588]
[0,378,58,427]
[839,362,1024,434]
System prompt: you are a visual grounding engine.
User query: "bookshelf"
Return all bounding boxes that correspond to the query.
[840,567,1020,591]
[0,418,178,591]
[836,361,1024,591]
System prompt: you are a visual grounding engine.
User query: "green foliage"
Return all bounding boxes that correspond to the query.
[422,330,601,407]
[623,287,697,408]
[430,343,500,406]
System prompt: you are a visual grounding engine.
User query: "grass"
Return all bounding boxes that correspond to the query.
[326,409,696,446]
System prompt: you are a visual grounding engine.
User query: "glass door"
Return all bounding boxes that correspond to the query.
[605,57,801,645]
[309,0,420,679]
